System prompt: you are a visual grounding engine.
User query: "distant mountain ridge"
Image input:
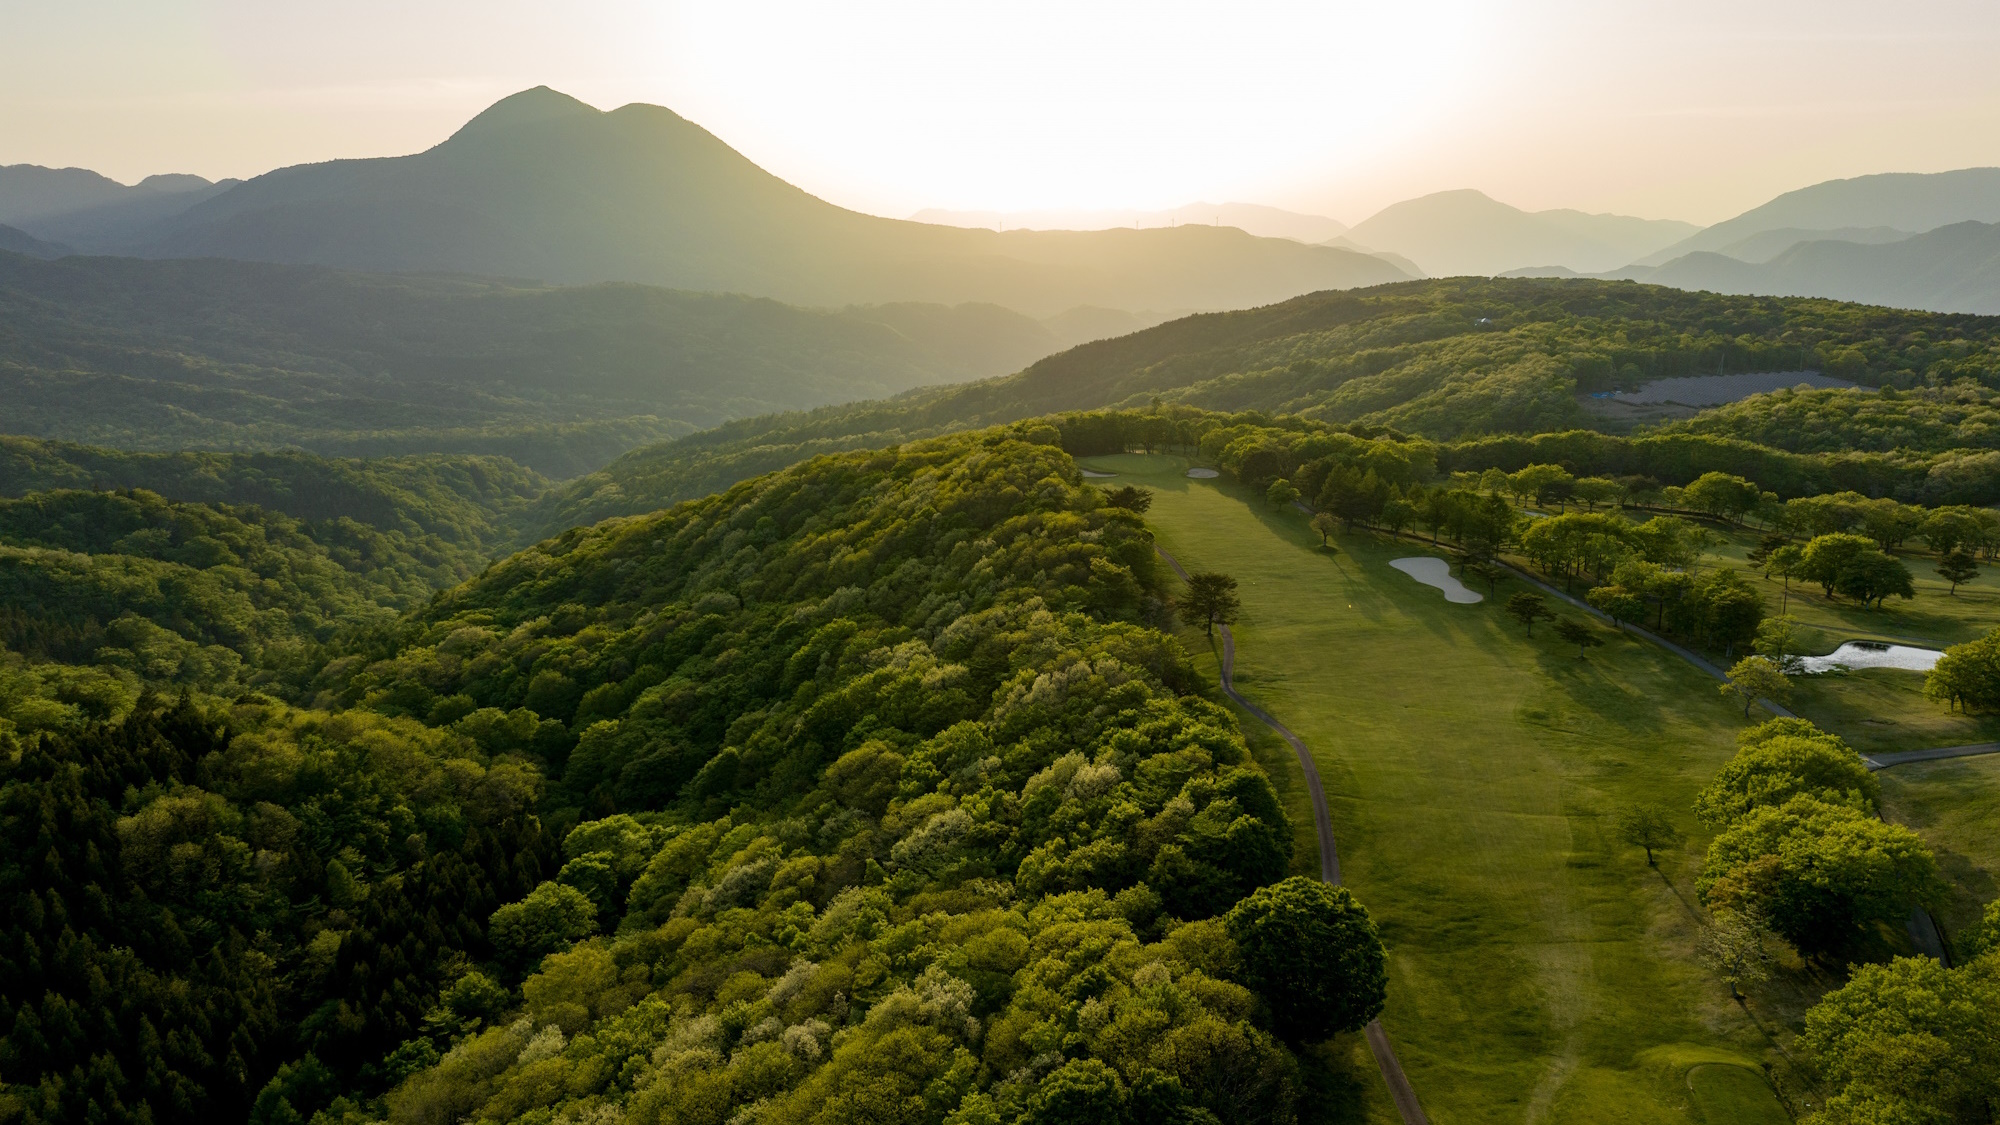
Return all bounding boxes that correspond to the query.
[88,87,1405,315]
[1632,221,2000,315]
[19,100,2000,319]
[0,249,1083,476]
[910,202,1348,243]
[0,223,66,258]
[1345,189,1699,276]
[1634,168,2000,266]
[0,165,233,250]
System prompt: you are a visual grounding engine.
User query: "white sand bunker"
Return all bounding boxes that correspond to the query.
[1389,557,1484,603]
[1186,468,1220,478]
[1081,469,1117,478]
[1795,641,1941,674]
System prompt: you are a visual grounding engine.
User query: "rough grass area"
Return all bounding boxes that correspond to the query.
[1878,755,2000,947]
[1787,666,2000,754]
[1698,522,2000,649]
[1486,509,1999,753]
[1085,453,1787,1124]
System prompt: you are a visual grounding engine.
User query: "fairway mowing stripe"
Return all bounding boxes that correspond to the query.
[1155,544,1431,1125]
[1492,555,1965,961]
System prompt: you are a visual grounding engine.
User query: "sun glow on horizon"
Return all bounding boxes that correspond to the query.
[650,1,1502,218]
[7,1,2000,226]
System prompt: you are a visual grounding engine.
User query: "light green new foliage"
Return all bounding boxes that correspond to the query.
[373,435,1306,1125]
[1798,954,2000,1125]
[1693,720,1877,826]
[1085,452,1776,1124]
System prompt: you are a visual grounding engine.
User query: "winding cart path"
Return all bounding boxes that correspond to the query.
[1157,544,1431,1125]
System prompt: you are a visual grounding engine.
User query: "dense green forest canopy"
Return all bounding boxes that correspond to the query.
[0,441,550,732]
[0,436,544,557]
[541,278,2000,529]
[4,273,2000,1125]
[548,399,2000,540]
[1659,381,2000,455]
[0,429,1330,1125]
[0,251,1065,476]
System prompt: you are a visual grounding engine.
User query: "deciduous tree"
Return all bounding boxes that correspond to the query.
[1504,591,1554,635]
[1696,910,1773,999]
[1178,571,1242,637]
[1617,804,1684,865]
[1938,546,1979,595]
[1698,794,1938,955]
[1835,549,1915,608]
[1585,584,1645,627]
[1225,877,1387,1042]
[1799,954,2000,1123]
[1721,656,1790,718]
[1693,720,1877,825]
[1925,627,2000,712]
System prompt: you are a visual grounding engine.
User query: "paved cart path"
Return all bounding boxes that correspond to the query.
[1157,545,1430,1125]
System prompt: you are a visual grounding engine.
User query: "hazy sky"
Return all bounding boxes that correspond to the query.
[6,0,2000,225]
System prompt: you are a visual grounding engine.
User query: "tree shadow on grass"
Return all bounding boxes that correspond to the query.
[1295,1035,1383,1125]
[1929,845,1998,939]
[1528,638,1679,736]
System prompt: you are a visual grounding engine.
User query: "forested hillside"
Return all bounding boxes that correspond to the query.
[4,276,2000,1125]
[0,488,461,694]
[1659,381,2000,454]
[0,440,548,734]
[0,437,543,563]
[0,693,556,1125]
[542,277,2000,530]
[0,251,1066,477]
[0,429,1343,1125]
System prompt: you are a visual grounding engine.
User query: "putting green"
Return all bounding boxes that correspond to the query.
[1087,454,1783,1124]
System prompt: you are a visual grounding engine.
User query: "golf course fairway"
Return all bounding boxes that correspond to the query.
[1082,453,1790,1125]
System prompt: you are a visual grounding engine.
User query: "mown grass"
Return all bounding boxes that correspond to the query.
[1695,520,2000,649]
[1084,454,1787,1125]
[1787,667,2000,755]
[1689,522,2000,753]
[1492,506,1997,753]
[1878,754,2000,945]
[1685,1063,1791,1124]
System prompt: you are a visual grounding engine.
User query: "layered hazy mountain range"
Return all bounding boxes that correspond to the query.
[11,86,2000,320]
[8,85,2000,448]
[916,173,2000,316]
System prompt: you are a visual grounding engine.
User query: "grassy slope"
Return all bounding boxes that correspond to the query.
[1689,522,2000,753]
[1877,755,2000,944]
[1499,509,2000,955]
[1082,453,1783,1125]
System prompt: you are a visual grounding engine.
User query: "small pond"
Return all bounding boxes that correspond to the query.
[1186,468,1219,479]
[1794,641,1942,675]
[1080,469,1117,478]
[1389,557,1483,604]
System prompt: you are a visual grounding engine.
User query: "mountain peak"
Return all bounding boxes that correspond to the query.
[136,173,213,193]
[450,86,601,139]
